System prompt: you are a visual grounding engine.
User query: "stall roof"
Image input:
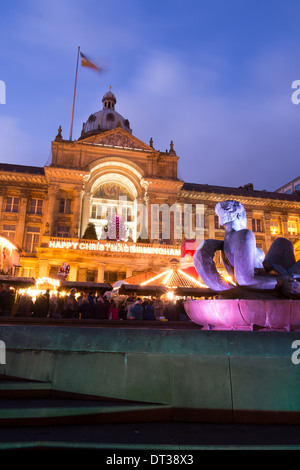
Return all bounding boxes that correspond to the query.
[59,281,113,292]
[174,286,217,298]
[0,276,36,288]
[118,284,169,296]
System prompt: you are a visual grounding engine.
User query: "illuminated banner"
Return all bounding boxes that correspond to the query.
[48,240,181,257]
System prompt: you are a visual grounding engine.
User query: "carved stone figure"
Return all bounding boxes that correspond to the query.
[194,200,300,299]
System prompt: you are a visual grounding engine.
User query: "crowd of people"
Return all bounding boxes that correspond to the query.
[0,284,190,321]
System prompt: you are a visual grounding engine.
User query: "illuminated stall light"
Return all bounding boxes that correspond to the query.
[35,277,61,290]
[141,259,206,289]
[0,236,17,252]
[0,235,20,275]
[19,277,61,302]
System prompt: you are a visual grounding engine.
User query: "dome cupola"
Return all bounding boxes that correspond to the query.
[81,87,132,138]
[102,88,117,109]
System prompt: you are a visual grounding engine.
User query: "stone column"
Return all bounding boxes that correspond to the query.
[38,260,50,278]
[71,188,83,238]
[126,266,133,278]
[206,207,215,240]
[168,197,177,244]
[246,209,253,231]
[68,264,78,282]
[148,195,157,242]
[80,191,91,238]
[263,212,272,251]
[0,188,6,222]
[15,190,29,248]
[280,214,289,238]
[97,263,105,282]
[45,184,60,237]
[136,196,148,242]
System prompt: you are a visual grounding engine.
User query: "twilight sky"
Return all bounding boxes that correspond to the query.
[0,0,300,191]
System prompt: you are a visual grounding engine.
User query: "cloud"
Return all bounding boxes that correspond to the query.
[116,47,300,191]
[0,115,48,166]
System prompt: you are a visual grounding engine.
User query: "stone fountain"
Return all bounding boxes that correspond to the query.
[184,200,300,330]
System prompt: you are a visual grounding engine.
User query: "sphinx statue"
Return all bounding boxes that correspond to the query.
[194,200,300,299]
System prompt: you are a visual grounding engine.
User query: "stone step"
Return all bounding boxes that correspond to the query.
[0,376,53,398]
[0,397,171,426]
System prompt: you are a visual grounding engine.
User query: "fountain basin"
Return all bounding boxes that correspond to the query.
[184,299,300,330]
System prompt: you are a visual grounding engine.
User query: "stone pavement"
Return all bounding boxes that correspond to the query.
[0,421,299,450]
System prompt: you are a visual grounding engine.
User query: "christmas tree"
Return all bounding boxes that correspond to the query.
[82,222,98,240]
[107,214,125,241]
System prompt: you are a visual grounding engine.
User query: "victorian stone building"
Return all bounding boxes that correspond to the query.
[0,89,299,284]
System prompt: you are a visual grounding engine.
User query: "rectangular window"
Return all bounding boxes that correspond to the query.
[22,268,35,278]
[214,215,224,230]
[214,250,222,264]
[270,220,280,235]
[59,198,72,214]
[56,225,70,238]
[5,197,19,213]
[91,204,97,219]
[86,270,97,282]
[288,221,298,236]
[91,204,105,220]
[25,226,40,253]
[2,224,16,242]
[29,199,43,215]
[252,218,262,232]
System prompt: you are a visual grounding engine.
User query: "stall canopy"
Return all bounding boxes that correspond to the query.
[140,258,206,289]
[0,275,35,288]
[58,280,113,293]
[174,286,217,298]
[118,284,169,296]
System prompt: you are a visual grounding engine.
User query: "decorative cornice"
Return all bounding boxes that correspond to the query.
[0,172,47,185]
[78,127,158,154]
[143,178,184,192]
[178,190,300,211]
[44,166,88,185]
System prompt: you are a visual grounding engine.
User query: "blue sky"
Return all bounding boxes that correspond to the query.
[0,0,300,191]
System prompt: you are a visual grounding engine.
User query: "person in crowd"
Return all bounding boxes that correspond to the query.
[48,294,61,318]
[126,294,136,318]
[0,284,15,316]
[175,299,189,321]
[32,292,49,317]
[92,296,107,319]
[78,297,92,319]
[131,298,143,320]
[87,291,96,307]
[56,292,65,317]
[76,292,84,308]
[15,293,33,317]
[164,301,178,321]
[118,301,127,320]
[44,289,50,313]
[108,301,119,320]
[153,296,164,320]
[143,300,155,320]
[63,288,78,318]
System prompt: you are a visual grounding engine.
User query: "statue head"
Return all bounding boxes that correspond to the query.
[215,200,247,230]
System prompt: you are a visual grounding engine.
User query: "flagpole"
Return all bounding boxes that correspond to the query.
[69,46,80,141]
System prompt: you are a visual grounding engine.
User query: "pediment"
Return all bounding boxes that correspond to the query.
[79,128,156,152]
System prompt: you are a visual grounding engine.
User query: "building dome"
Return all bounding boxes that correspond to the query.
[81,88,132,137]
